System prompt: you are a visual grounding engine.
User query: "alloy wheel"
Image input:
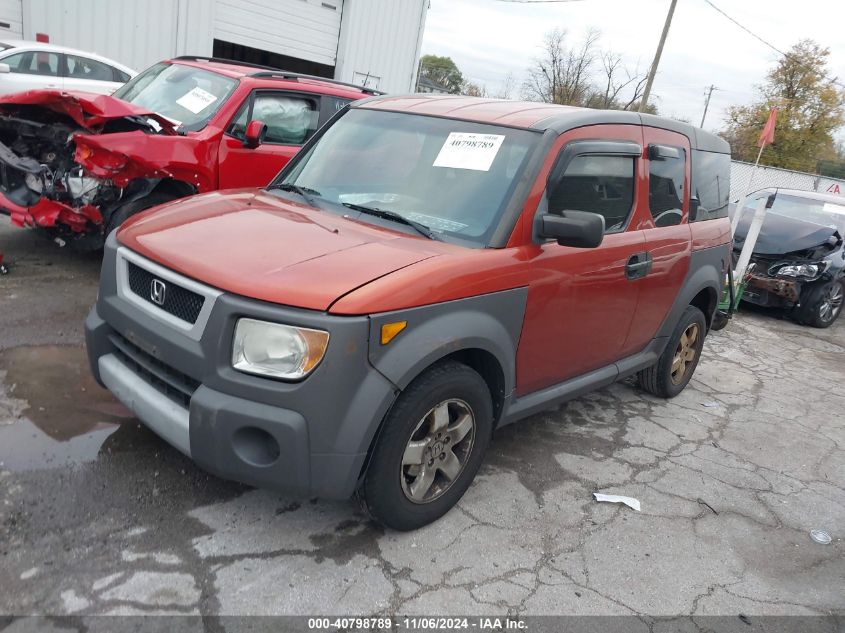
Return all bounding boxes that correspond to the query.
[400,399,476,504]
[670,322,700,385]
[818,283,844,323]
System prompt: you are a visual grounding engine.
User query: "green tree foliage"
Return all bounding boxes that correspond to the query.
[722,40,845,171]
[419,54,465,94]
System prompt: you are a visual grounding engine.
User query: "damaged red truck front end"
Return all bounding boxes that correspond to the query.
[0,57,377,250]
[0,89,209,248]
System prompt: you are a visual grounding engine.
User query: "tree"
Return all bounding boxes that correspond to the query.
[419,54,464,94]
[462,80,487,97]
[722,40,845,172]
[584,52,649,111]
[522,28,651,112]
[523,28,599,106]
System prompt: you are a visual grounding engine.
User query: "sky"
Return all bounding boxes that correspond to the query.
[420,0,845,136]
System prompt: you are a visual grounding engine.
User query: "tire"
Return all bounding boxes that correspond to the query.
[359,361,493,531]
[106,190,179,236]
[796,279,844,328]
[710,310,730,332]
[637,305,706,398]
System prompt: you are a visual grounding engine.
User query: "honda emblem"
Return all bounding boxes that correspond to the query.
[150,279,167,306]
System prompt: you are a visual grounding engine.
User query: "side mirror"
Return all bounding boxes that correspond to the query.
[0,63,10,74]
[539,211,605,248]
[244,119,267,149]
[690,196,700,221]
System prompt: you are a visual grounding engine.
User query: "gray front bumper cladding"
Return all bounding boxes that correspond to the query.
[98,353,192,457]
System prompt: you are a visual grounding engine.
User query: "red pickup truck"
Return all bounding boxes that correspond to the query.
[86,95,732,530]
[0,56,374,248]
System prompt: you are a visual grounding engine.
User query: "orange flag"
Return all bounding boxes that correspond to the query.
[757,108,778,147]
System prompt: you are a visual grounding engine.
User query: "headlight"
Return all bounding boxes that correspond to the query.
[772,262,828,279]
[232,318,329,380]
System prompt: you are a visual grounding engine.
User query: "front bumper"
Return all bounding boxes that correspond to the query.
[85,234,398,499]
[742,273,801,308]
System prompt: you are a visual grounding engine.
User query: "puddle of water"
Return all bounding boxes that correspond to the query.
[0,345,158,471]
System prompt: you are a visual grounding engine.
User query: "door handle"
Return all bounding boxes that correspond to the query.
[626,252,653,280]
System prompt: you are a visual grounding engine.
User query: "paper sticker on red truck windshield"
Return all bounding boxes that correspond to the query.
[176,87,218,114]
[433,133,505,171]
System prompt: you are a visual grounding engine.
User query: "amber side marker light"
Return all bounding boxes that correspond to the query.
[380,321,407,345]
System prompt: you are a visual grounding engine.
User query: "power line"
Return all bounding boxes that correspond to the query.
[702,0,845,91]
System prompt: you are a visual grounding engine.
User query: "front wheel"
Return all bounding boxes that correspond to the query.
[796,279,844,328]
[637,305,706,398]
[106,190,180,236]
[360,361,493,531]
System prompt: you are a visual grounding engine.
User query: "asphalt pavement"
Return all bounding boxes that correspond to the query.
[1,218,843,624]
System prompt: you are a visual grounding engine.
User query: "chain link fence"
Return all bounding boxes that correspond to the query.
[730,160,845,200]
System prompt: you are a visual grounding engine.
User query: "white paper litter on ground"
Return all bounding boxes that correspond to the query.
[593,493,641,512]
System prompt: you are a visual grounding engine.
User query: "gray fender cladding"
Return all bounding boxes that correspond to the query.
[657,244,727,338]
[367,288,529,396]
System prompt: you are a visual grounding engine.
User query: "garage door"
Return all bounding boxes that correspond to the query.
[0,0,22,38]
[214,0,343,68]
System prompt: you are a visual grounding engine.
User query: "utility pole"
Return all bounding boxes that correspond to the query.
[700,84,717,128]
[639,0,678,113]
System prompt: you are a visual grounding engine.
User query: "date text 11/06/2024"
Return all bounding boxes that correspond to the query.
[307,617,528,630]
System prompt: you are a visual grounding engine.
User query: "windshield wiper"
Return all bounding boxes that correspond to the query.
[341,202,439,240]
[269,183,322,207]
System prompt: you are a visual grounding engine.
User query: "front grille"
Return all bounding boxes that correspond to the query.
[127,261,205,324]
[109,333,200,408]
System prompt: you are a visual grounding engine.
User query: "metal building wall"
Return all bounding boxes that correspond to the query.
[21,0,213,73]
[0,0,23,37]
[334,0,428,93]
[214,0,343,68]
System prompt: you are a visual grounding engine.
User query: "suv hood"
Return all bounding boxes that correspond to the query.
[733,210,842,256]
[117,190,448,311]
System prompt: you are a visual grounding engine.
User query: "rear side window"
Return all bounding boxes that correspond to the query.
[230,93,320,145]
[648,147,685,227]
[114,68,131,83]
[548,155,636,233]
[65,55,115,82]
[3,51,59,76]
[691,150,730,221]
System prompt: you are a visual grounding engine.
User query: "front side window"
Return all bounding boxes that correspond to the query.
[648,147,685,227]
[548,155,636,233]
[229,93,319,145]
[3,51,59,76]
[275,108,539,246]
[112,62,238,131]
[65,55,115,82]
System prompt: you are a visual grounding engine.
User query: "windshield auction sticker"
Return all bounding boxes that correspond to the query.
[176,87,218,114]
[433,132,505,171]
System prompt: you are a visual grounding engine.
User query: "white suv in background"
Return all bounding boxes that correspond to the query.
[0,40,136,95]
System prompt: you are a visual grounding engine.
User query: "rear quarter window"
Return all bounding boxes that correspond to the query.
[691,150,730,221]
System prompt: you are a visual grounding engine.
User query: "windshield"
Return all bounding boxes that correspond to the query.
[741,193,845,232]
[274,109,539,246]
[113,62,237,131]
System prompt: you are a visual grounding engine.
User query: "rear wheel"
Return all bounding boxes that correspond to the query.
[360,361,493,531]
[637,305,706,398]
[796,279,844,328]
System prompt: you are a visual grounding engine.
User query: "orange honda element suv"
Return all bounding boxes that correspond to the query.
[86,95,732,530]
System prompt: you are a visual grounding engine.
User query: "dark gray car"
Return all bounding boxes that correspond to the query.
[734,188,845,327]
